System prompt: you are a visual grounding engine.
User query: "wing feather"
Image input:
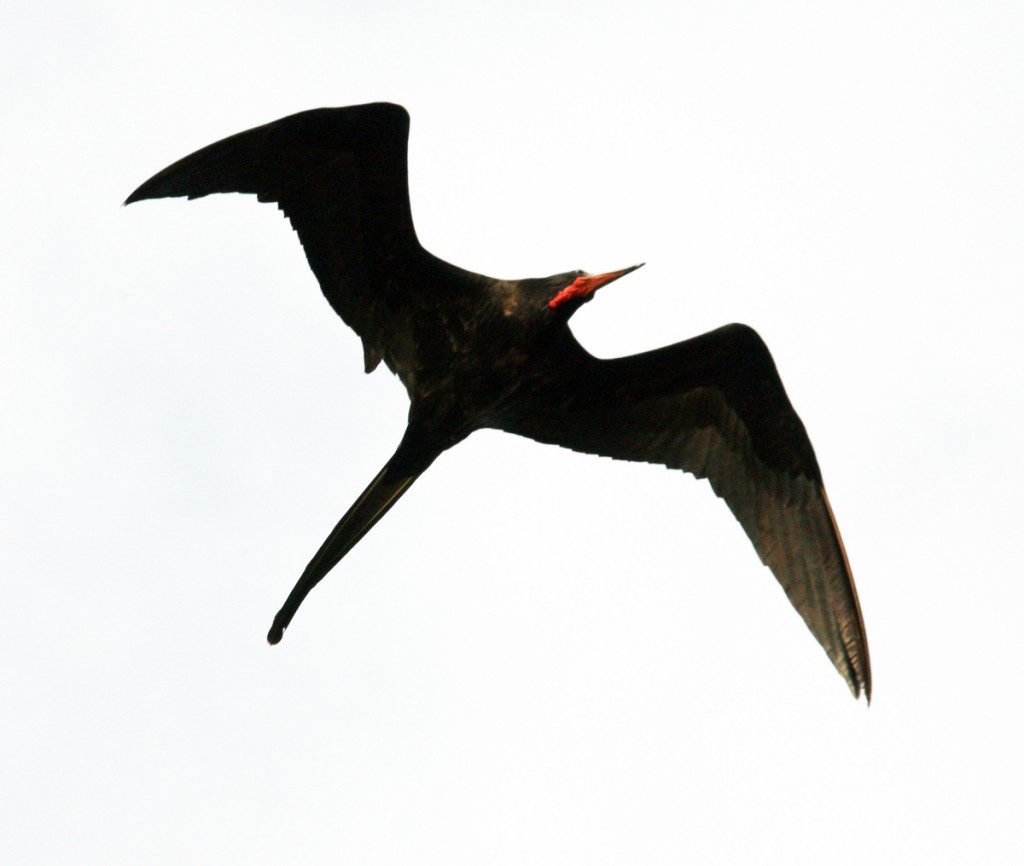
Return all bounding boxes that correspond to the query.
[125,103,431,360]
[502,324,871,699]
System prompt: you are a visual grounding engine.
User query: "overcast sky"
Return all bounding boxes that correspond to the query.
[4,1,1023,863]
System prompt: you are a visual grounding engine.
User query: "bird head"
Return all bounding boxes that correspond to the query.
[547,263,645,315]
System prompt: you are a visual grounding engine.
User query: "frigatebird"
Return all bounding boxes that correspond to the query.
[126,102,870,700]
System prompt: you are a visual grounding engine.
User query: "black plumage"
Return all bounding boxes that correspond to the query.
[127,103,870,700]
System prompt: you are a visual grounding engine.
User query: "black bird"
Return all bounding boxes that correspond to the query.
[126,102,870,700]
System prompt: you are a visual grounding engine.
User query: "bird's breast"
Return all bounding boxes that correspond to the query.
[389,301,543,428]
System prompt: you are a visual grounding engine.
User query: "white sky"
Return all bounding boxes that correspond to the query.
[4,1,1023,863]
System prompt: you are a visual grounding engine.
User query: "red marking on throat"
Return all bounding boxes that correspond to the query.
[548,265,644,310]
[548,275,595,309]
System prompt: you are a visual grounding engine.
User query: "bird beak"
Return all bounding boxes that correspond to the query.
[548,263,645,309]
[582,262,645,292]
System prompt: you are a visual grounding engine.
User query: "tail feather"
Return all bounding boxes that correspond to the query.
[267,465,419,644]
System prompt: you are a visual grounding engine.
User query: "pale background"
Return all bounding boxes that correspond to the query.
[4,2,1022,863]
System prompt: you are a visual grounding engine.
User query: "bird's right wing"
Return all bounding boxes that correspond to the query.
[501,324,870,700]
[125,103,441,370]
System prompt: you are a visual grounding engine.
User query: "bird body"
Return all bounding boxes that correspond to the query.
[127,103,870,700]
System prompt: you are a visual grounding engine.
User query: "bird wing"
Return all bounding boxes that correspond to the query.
[501,323,870,699]
[125,102,434,370]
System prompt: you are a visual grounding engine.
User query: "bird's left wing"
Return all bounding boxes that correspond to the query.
[500,324,870,700]
[125,103,438,370]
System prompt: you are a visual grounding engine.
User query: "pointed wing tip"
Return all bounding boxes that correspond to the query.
[839,654,871,703]
[124,175,181,206]
[123,179,164,206]
[860,673,873,705]
[849,677,872,704]
[857,658,873,703]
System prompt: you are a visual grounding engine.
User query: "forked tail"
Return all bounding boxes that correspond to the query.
[267,464,420,644]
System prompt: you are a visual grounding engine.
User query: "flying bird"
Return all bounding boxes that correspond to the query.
[126,102,870,700]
